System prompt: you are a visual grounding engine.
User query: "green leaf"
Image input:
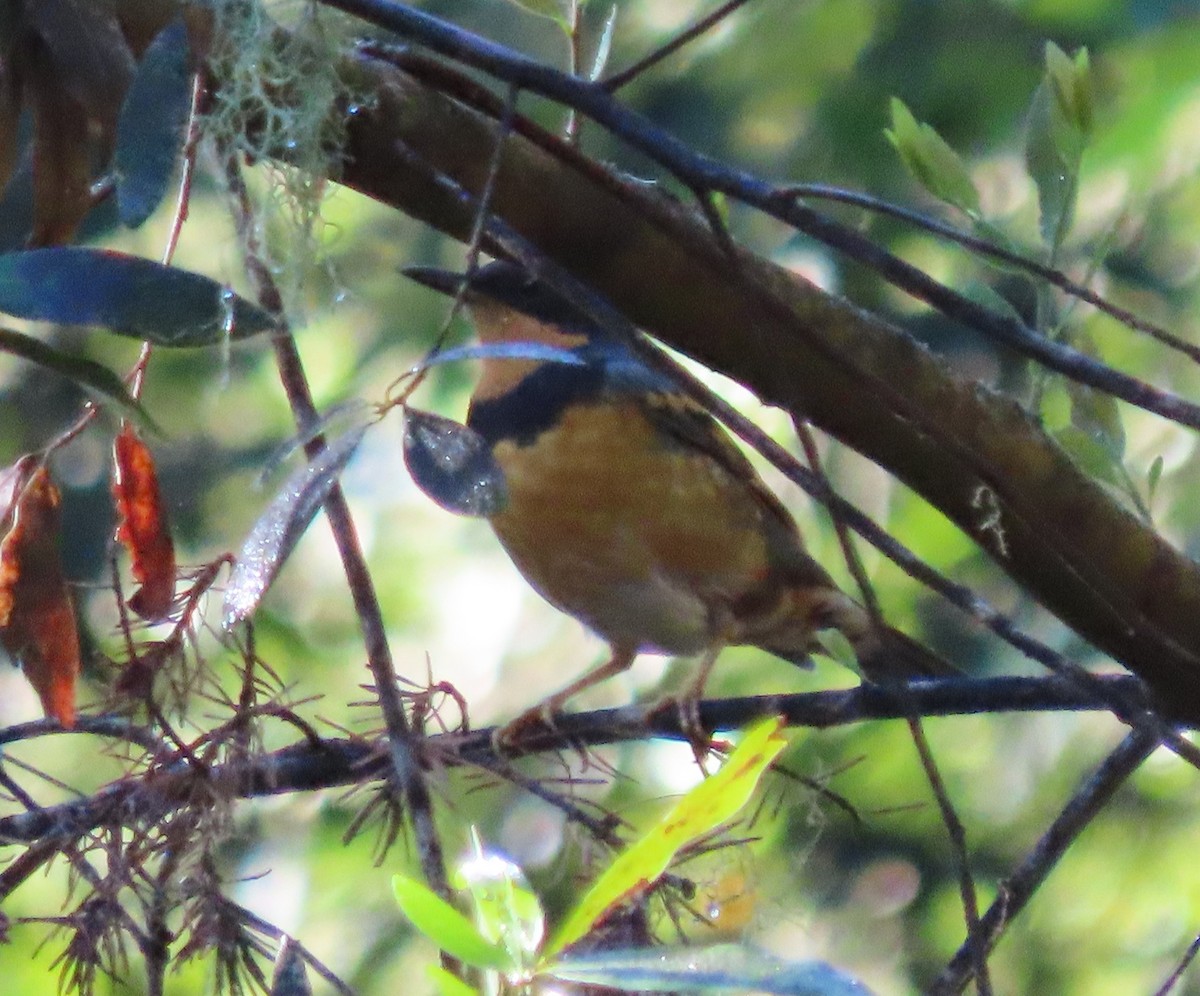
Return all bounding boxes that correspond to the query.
[427,966,480,996]
[543,717,787,959]
[0,326,157,430]
[0,248,276,344]
[392,875,513,971]
[886,98,980,216]
[1025,45,1091,253]
[116,17,193,229]
[1045,42,1093,139]
[1065,335,1125,461]
[1067,380,1125,462]
[500,0,571,28]
[1053,425,1123,489]
[455,838,544,968]
[546,943,869,995]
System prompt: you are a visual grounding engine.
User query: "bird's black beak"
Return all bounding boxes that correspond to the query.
[402,265,470,298]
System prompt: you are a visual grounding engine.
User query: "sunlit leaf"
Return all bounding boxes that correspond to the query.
[0,458,79,727]
[0,325,155,427]
[427,966,479,996]
[403,407,508,517]
[223,425,367,628]
[546,943,873,995]
[112,422,177,621]
[116,17,193,228]
[456,834,545,968]
[0,248,277,343]
[886,98,980,216]
[544,717,788,958]
[392,874,513,971]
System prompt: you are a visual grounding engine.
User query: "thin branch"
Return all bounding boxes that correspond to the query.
[215,148,451,902]
[796,423,988,988]
[908,719,992,995]
[928,727,1160,995]
[1155,931,1200,996]
[0,675,1162,847]
[780,182,1200,369]
[602,0,758,92]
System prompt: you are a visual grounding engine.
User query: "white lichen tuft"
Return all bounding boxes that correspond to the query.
[203,0,366,317]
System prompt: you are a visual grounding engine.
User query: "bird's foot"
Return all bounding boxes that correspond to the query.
[491,700,562,754]
[644,694,714,767]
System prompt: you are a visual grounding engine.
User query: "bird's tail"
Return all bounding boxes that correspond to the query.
[757,586,958,680]
[856,622,960,680]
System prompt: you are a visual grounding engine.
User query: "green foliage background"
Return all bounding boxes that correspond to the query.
[3,0,1200,993]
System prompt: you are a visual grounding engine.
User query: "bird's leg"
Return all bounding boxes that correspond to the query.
[493,645,637,751]
[644,643,724,764]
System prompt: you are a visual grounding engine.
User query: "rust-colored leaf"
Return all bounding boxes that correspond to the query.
[112,422,176,621]
[0,458,80,727]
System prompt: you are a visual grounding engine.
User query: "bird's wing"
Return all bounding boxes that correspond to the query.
[634,389,805,540]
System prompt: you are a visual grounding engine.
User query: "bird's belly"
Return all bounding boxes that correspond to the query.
[488,403,770,654]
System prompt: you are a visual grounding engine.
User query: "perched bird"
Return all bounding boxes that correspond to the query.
[405,261,953,740]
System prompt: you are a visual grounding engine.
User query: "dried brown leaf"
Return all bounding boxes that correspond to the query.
[112,421,177,620]
[0,457,80,726]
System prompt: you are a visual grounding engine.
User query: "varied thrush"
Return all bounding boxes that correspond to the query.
[405,262,953,739]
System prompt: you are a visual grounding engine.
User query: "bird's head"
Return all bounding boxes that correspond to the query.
[403,261,604,347]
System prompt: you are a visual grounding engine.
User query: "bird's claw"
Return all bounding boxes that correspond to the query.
[491,700,563,754]
[644,694,714,767]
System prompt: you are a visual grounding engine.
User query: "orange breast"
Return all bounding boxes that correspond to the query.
[488,400,774,654]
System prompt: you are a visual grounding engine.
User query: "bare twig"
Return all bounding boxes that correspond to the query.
[1155,931,1200,996]
[602,0,759,92]
[928,727,1160,995]
[215,148,451,903]
[0,676,1161,847]
[780,182,1200,368]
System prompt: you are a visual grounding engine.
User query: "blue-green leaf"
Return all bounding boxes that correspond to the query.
[0,248,276,344]
[547,943,872,995]
[116,18,193,228]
